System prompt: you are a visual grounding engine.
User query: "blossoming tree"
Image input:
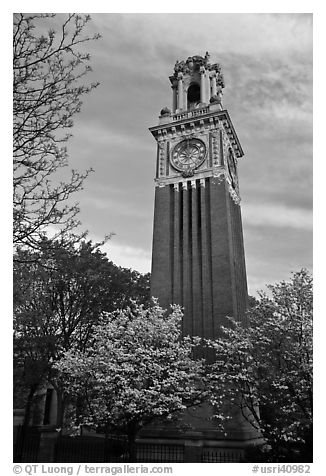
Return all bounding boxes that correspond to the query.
[56,302,207,461]
[208,269,313,461]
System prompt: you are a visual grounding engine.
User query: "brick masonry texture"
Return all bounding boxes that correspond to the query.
[150,177,248,339]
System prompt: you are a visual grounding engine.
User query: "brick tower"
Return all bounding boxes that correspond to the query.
[150,52,248,339]
[143,54,260,461]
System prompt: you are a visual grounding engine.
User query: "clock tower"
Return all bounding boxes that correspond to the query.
[144,53,260,461]
[150,53,248,340]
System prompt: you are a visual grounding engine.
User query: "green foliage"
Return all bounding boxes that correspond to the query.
[208,269,313,461]
[13,237,150,422]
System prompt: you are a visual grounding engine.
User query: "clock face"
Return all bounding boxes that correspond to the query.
[171,138,206,175]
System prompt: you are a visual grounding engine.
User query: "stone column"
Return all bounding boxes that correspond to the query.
[206,72,211,103]
[177,73,183,110]
[183,87,188,111]
[172,85,177,112]
[211,73,217,97]
[200,67,206,104]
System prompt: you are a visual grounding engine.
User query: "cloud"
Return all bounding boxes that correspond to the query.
[243,202,312,230]
[51,13,312,291]
[101,240,151,274]
[70,122,152,153]
[91,13,312,59]
[85,195,150,219]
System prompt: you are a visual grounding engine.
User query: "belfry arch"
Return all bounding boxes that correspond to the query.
[187,83,201,109]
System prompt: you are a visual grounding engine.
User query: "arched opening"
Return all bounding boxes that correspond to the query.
[187,83,201,110]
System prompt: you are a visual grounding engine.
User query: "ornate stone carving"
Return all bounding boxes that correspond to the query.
[227,181,241,204]
[212,168,225,185]
[158,140,166,178]
[173,53,212,77]
[210,131,220,166]
[171,137,206,176]
[150,110,244,160]
[155,179,166,188]
[210,93,222,105]
[160,107,171,117]
[182,167,195,178]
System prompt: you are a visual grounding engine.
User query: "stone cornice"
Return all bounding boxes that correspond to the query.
[155,169,216,187]
[154,168,241,204]
[149,109,244,159]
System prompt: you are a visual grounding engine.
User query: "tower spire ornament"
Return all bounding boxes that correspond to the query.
[169,52,225,113]
[146,53,259,461]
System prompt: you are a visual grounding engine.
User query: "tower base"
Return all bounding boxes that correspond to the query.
[137,402,263,463]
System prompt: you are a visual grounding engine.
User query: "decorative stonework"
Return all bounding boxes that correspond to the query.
[160,107,171,117]
[151,61,244,199]
[227,180,241,204]
[212,169,241,203]
[210,131,220,167]
[170,138,206,176]
[220,126,241,200]
[181,168,195,178]
[158,140,166,178]
[154,169,214,188]
[152,109,243,159]
[172,53,224,88]
[212,168,225,184]
[221,119,239,157]
[156,179,166,188]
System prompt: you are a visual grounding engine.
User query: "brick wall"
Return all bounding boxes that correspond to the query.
[150,176,248,339]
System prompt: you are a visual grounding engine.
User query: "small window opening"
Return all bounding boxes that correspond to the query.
[187,84,201,110]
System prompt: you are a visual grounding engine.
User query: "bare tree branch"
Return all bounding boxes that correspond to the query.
[13,13,101,251]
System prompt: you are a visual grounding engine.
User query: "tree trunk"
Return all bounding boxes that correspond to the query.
[16,384,37,462]
[127,425,137,463]
[23,384,37,431]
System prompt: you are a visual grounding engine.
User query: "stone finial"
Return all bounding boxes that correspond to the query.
[210,84,223,104]
[174,60,186,74]
[173,53,211,77]
[160,107,171,117]
[205,51,210,63]
[217,73,225,88]
[210,94,221,105]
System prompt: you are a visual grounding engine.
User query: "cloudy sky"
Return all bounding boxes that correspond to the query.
[55,13,312,296]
